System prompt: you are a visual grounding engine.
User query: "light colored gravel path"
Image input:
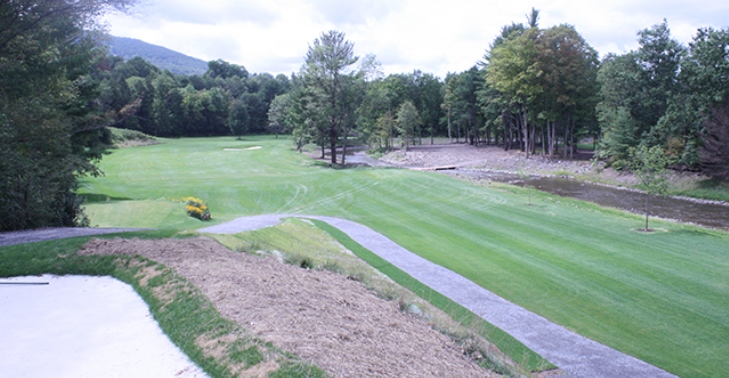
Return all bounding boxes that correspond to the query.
[0,227,150,247]
[200,215,677,378]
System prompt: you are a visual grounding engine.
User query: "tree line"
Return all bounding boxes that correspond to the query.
[279,10,728,180]
[2,2,727,231]
[96,56,290,138]
[1,0,138,231]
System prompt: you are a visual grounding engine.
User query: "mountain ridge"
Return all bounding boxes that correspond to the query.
[106,36,209,75]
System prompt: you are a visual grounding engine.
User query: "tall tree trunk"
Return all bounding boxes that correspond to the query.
[644,193,650,231]
[341,130,349,166]
[530,122,536,156]
[570,114,575,159]
[502,111,509,151]
[563,114,569,159]
[330,124,338,165]
[551,120,556,156]
[447,109,452,143]
[522,108,530,159]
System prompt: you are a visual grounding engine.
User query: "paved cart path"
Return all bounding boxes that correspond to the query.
[0,227,150,247]
[200,214,677,378]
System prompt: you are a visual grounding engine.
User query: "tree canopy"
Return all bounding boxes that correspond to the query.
[0,0,137,231]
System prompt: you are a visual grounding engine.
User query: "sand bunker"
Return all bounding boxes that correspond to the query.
[223,146,262,151]
[0,275,207,378]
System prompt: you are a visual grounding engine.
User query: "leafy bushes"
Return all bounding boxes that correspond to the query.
[182,197,211,221]
[108,127,158,147]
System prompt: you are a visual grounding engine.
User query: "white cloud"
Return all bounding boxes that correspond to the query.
[103,0,729,78]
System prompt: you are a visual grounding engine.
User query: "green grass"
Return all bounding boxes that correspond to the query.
[671,177,729,203]
[0,232,324,378]
[309,219,551,372]
[78,136,729,377]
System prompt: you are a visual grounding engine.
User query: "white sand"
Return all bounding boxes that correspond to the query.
[0,275,208,378]
[223,146,262,151]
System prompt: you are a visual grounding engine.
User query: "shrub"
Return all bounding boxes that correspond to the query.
[181,196,211,221]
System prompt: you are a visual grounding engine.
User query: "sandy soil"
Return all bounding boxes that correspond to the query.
[80,237,492,378]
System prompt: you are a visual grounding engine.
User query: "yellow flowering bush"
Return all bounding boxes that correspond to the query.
[181,196,211,221]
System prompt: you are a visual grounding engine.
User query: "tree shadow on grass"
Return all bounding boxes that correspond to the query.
[79,193,133,203]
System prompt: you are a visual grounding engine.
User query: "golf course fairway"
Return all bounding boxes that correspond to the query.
[80,136,729,377]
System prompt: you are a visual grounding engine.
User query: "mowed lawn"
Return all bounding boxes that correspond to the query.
[81,136,729,377]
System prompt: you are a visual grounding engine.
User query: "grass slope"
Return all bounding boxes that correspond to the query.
[80,136,729,377]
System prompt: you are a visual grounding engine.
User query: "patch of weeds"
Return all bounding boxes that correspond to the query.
[298,257,314,269]
[461,338,511,375]
[228,341,264,367]
[398,299,428,320]
[321,260,344,275]
[368,150,384,159]
[268,362,327,378]
[551,169,572,177]
[146,272,168,288]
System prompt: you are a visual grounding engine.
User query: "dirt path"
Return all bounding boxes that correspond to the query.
[201,215,677,378]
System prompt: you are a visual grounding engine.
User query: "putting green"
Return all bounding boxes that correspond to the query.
[80,136,729,377]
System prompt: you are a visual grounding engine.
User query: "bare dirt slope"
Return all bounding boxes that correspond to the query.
[81,237,492,378]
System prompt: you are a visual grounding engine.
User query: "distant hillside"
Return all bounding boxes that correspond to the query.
[107,36,209,75]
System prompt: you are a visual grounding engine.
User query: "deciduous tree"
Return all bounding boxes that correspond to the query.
[630,145,671,231]
[396,100,420,151]
[297,30,360,165]
[0,0,137,231]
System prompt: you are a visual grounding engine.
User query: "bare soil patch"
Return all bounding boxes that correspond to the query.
[381,144,597,176]
[80,237,492,378]
[381,144,718,192]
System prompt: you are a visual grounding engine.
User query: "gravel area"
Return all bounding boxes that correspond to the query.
[379,143,718,194]
[381,144,596,175]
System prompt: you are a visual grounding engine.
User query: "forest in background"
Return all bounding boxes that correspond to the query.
[1,1,727,231]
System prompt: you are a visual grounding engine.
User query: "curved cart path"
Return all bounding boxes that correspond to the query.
[0,227,151,247]
[200,214,677,378]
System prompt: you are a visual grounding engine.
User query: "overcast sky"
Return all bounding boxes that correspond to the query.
[103,0,729,78]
